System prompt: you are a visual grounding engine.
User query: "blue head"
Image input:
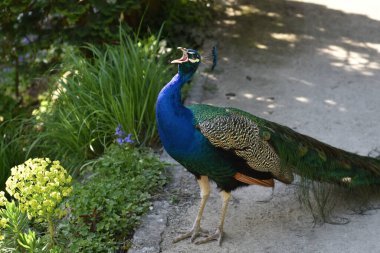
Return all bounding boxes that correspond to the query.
[171,47,201,80]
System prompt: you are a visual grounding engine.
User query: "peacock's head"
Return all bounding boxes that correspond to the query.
[171,47,201,77]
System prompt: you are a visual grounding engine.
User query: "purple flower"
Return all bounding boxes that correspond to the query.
[115,124,134,145]
[21,37,30,46]
[21,35,37,45]
[117,137,124,145]
[3,67,12,73]
[18,55,25,63]
[115,124,123,136]
[17,53,30,64]
[124,134,134,144]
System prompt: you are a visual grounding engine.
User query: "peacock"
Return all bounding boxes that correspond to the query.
[155,47,380,245]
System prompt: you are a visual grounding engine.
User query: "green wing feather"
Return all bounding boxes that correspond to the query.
[189,104,380,187]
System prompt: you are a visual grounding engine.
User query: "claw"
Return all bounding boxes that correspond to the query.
[195,228,223,246]
[173,226,209,243]
[173,232,191,243]
[191,227,209,242]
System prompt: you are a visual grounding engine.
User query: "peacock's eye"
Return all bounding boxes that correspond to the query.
[188,57,199,63]
[187,52,200,63]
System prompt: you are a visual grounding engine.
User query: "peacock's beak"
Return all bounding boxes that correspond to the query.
[171,47,188,64]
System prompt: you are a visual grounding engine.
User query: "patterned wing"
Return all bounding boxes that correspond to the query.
[196,109,294,184]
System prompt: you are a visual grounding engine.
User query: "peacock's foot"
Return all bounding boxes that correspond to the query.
[194,228,223,246]
[173,226,209,243]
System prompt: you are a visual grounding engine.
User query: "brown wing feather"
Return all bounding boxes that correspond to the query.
[197,112,293,184]
[234,172,274,187]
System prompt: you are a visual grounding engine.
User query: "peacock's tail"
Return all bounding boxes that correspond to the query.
[261,118,380,187]
[257,116,380,223]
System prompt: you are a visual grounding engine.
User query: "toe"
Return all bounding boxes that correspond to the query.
[173,232,191,243]
[173,226,209,243]
[194,229,223,245]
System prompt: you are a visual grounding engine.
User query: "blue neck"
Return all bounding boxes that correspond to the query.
[156,73,195,155]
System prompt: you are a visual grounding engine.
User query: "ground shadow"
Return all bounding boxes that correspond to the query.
[214,0,380,68]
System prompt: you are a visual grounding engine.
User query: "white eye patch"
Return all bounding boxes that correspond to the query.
[189,58,200,63]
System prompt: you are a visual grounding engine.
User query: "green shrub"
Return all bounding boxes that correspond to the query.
[6,158,73,249]
[0,201,61,253]
[59,144,166,252]
[0,0,146,102]
[30,28,170,173]
[0,0,214,114]
[1,158,72,251]
[6,158,73,221]
[0,201,30,252]
[0,118,30,191]
[162,0,214,46]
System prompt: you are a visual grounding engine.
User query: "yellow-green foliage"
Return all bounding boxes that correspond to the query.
[5,158,72,222]
[0,191,6,207]
[0,192,7,241]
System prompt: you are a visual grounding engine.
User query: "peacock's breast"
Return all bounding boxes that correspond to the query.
[164,130,236,180]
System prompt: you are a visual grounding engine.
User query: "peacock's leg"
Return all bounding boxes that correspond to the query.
[173,175,210,243]
[195,190,231,245]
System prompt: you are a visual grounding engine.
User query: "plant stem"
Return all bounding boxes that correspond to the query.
[47,216,55,248]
